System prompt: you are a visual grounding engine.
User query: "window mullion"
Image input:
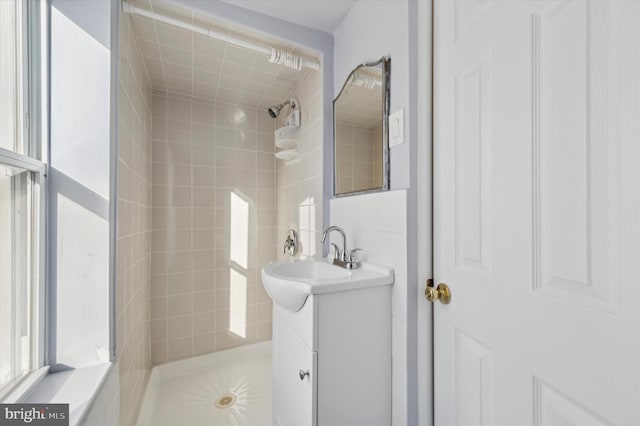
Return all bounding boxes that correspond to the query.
[0,148,45,174]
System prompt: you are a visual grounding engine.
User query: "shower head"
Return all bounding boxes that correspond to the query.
[267,104,283,118]
[267,98,298,119]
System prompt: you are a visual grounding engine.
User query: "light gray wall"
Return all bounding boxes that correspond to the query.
[333,0,411,190]
[333,1,419,424]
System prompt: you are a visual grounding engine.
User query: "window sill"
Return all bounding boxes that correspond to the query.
[24,363,112,426]
[2,367,50,403]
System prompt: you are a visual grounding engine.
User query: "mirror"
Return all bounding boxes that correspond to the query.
[333,57,390,196]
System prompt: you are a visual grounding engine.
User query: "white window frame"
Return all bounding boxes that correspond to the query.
[0,0,48,403]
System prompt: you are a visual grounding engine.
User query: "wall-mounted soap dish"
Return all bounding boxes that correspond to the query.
[275,125,299,149]
[274,109,300,164]
[275,149,298,163]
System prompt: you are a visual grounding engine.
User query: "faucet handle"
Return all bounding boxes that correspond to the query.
[283,229,298,256]
[349,248,362,262]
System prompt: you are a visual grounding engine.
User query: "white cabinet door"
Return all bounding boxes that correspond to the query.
[272,305,316,426]
[434,0,640,424]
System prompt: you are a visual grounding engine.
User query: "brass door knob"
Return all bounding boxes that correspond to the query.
[425,279,451,304]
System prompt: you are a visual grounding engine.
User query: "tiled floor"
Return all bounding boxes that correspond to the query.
[137,342,272,426]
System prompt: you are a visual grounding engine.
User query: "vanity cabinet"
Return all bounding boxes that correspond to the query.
[271,284,391,426]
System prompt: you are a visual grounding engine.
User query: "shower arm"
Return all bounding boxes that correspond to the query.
[122,2,321,72]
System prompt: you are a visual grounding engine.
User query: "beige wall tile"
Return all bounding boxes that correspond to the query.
[193,208,215,229]
[167,97,190,122]
[193,249,216,271]
[150,253,167,274]
[256,321,272,342]
[275,66,323,265]
[193,229,215,250]
[150,341,167,364]
[192,145,216,166]
[150,319,167,343]
[168,316,192,339]
[193,333,216,355]
[191,124,215,146]
[167,251,191,274]
[193,291,216,313]
[193,166,215,187]
[215,330,239,352]
[168,294,192,317]
[193,270,216,292]
[193,311,216,335]
[167,336,192,361]
[150,275,167,298]
[192,187,215,208]
[167,272,192,295]
[150,296,167,320]
[114,14,153,425]
[167,141,191,164]
[192,102,214,124]
[150,94,277,365]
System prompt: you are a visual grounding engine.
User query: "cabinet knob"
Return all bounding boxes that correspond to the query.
[299,369,310,380]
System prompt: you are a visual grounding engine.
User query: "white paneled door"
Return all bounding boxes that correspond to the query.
[433,0,640,425]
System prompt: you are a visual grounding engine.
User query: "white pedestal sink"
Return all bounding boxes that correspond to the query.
[261,258,394,312]
[262,258,394,426]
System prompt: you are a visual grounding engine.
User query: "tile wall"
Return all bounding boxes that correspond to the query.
[330,190,408,425]
[149,93,276,364]
[276,68,324,261]
[114,11,154,425]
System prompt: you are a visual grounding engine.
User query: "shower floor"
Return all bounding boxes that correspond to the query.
[137,342,272,426]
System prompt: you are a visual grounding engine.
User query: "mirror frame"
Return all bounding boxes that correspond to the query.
[333,56,390,197]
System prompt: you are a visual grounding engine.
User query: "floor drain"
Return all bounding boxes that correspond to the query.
[215,393,237,409]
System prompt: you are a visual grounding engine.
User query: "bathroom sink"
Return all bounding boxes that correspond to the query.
[270,259,351,280]
[261,259,394,312]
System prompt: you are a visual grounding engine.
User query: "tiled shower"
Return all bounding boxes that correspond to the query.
[104,1,325,423]
[148,94,277,363]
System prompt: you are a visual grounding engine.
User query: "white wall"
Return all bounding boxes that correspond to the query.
[330,190,410,425]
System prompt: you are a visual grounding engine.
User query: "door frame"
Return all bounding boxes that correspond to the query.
[416,1,434,426]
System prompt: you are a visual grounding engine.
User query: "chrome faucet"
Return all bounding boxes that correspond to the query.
[321,226,347,261]
[321,225,360,269]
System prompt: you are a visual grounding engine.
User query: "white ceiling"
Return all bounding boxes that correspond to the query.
[128,0,321,107]
[220,0,357,33]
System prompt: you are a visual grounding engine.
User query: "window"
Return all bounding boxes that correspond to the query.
[0,1,25,154]
[0,165,39,398]
[49,0,111,369]
[0,0,45,400]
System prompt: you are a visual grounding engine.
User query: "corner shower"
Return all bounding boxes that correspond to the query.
[113,0,325,424]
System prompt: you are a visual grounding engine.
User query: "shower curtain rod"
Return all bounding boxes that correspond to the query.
[122,2,321,72]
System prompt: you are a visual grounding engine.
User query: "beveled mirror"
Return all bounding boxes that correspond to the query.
[333,57,390,197]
